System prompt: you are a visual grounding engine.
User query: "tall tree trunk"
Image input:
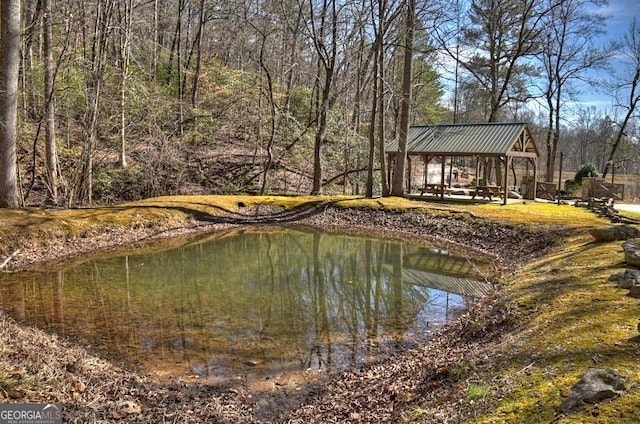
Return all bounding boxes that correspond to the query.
[309,0,338,195]
[377,23,388,197]
[603,107,638,178]
[391,0,415,197]
[258,37,277,195]
[22,0,40,120]
[365,41,379,198]
[44,0,58,201]
[191,0,205,107]
[283,8,303,113]
[166,0,185,85]
[0,0,21,208]
[118,0,133,168]
[312,89,329,194]
[152,0,159,77]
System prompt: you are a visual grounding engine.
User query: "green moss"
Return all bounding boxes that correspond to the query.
[466,384,489,401]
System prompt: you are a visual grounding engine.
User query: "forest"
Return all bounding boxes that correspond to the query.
[0,0,639,208]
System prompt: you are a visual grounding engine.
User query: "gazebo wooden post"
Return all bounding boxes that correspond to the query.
[387,153,393,191]
[484,157,490,186]
[475,156,480,188]
[407,156,412,193]
[440,155,446,198]
[532,157,538,200]
[422,154,428,189]
[503,156,510,205]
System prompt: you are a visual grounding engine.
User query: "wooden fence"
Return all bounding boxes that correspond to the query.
[581,177,625,200]
[536,182,558,201]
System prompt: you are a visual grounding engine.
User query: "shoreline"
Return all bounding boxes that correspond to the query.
[0,204,554,422]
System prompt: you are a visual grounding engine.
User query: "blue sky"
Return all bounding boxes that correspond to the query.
[600,0,639,40]
[581,0,640,112]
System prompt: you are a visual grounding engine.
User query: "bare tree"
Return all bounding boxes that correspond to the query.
[190,0,206,107]
[603,18,640,179]
[391,0,415,196]
[21,0,41,120]
[75,0,115,205]
[0,0,21,208]
[117,0,133,168]
[306,0,340,194]
[539,0,609,181]
[44,0,59,201]
[365,0,403,198]
[244,4,280,195]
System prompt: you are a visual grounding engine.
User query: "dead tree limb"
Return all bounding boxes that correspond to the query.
[0,249,20,270]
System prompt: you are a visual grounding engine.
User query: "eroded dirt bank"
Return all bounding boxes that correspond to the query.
[0,205,554,423]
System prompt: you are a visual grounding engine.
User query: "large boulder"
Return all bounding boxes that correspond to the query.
[589,225,640,242]
[623,239,640,268]
[560,368,626,413]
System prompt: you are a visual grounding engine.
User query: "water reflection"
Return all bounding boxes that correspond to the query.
[0,228,493,380]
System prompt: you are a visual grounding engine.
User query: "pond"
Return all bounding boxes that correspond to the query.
[0,228,493,383]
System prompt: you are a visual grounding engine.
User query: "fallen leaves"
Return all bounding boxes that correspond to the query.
[111,400,142,419]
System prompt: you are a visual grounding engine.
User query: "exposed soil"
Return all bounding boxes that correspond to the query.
[0,205,554,423]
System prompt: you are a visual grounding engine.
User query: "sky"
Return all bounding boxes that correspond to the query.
[600,0,639,40]
[580,0,640,112]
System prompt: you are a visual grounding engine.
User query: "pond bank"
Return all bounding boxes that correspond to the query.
[0,199,575,422]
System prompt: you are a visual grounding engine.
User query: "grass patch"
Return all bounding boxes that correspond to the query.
[467,231,640,423]
[466,384,489,401]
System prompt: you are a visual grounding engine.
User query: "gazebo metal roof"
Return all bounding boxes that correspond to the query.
[386,122,539,158]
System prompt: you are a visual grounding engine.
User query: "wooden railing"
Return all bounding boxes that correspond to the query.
[581,178,625,200]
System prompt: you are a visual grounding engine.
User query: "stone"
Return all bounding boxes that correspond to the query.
[628,285,640,298]
[560,368,626,413]
[623,239,640,268]
[610,269,640,289]
[589,225,640,242]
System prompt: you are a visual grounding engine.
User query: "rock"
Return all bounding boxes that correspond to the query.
[623,239,640,268]
[560,368,626,413]
[628,285,640,298]
[589,225,640,242]
[610,269,640,289]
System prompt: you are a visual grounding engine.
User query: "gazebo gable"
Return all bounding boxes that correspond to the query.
[508,125,539,158]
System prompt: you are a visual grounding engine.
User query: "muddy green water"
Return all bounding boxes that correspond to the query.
[0,228,493,381]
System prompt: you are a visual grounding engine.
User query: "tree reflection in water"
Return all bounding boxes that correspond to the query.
[0,228,492,380]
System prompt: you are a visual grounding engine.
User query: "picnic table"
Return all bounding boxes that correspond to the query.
[420,183,452,197]
[471,186,502,201]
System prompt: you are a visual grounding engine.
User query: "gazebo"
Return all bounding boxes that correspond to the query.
[386,122,540,205]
